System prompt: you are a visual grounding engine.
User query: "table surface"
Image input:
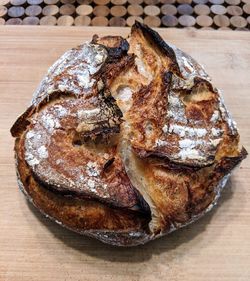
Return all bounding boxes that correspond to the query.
[0,26,250,281]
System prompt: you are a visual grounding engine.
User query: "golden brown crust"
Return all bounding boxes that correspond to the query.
[16,137,150,234]
[18,83,146,211]
[11,23,247,246]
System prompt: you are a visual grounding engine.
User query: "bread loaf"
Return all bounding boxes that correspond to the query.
[11,22,247,246]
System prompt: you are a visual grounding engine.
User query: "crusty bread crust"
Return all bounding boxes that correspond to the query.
[11,22,247,246]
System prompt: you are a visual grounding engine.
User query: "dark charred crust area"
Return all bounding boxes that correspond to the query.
[193,77,214,92]
[101,89,123,120]
[103,157,115,171]
[215,147,247,174]
[92,35,130,60]
[134,148,216,169]
[78,126,120,140]
[96,54,135,87]
[163,71,172,85]
[132,21,181,75]
[77,91,123,139]
[134,151,205,172]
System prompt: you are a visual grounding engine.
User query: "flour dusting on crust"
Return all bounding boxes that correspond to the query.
[32,43,108,105]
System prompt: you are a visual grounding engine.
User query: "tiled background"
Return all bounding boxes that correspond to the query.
[0,0,249,29]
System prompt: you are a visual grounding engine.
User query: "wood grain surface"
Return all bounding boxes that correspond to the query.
[0,26,250,281]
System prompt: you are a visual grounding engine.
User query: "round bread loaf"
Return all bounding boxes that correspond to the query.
[11,22,247,246]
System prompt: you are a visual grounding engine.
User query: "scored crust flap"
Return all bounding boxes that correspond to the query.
[111,22,247,234]
[11,36,151,213]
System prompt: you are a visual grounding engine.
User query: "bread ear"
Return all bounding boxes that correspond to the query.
[10,105,35,138]
[131,21,181,76]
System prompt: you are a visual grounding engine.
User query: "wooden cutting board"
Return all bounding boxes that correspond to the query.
[0,26,250,281]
